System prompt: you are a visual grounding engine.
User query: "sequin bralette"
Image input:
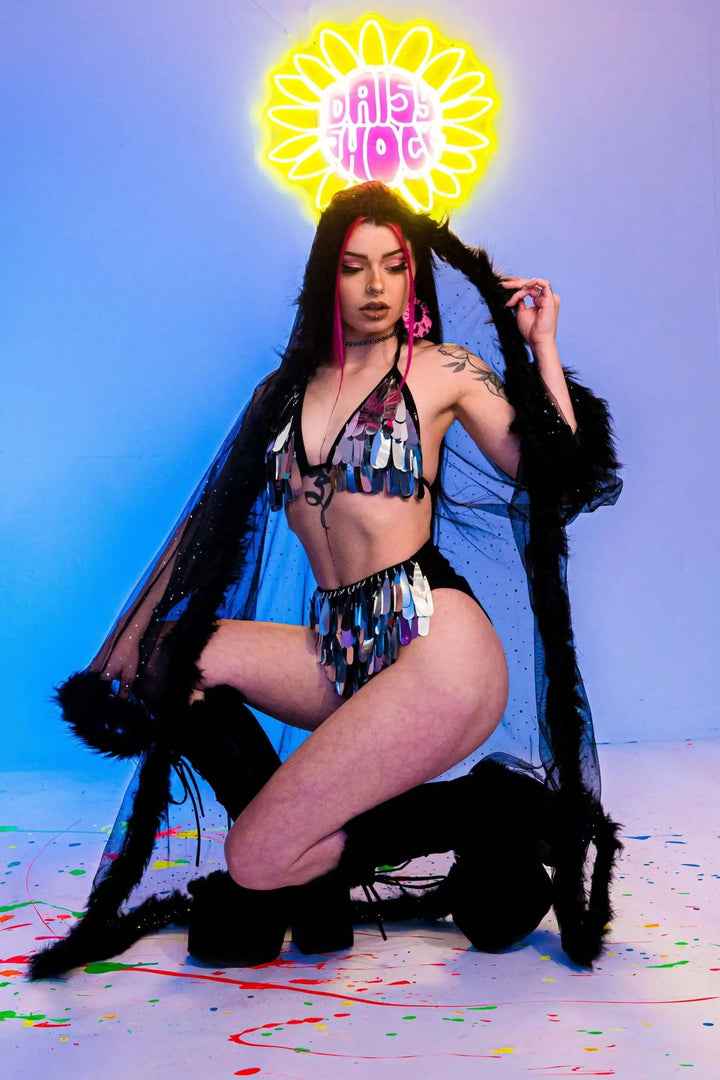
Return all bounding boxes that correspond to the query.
[266,360,428,511]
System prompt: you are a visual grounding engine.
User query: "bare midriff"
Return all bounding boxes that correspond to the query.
[285,478,434,590]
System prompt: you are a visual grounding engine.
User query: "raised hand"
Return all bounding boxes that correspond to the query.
[501,277,560,352]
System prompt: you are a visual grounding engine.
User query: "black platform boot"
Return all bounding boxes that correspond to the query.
[176,686,288,964]
[289,868,354,955]
[179,686,353,963]
[173,684,281,821]
[340,757,556,953]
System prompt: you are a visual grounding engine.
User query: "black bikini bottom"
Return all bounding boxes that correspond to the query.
[308,539,481,699]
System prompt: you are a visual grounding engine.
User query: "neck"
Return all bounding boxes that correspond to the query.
[342,327,398,348]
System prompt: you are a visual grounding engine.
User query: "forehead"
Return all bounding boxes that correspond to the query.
[344,220,407,255]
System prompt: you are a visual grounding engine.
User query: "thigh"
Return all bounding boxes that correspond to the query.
[197,619,340,730]
[230,589,507,873]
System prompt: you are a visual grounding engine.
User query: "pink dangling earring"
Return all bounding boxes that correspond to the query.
[403,299,432,339]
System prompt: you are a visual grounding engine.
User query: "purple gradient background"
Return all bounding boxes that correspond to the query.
[2,0,718,770]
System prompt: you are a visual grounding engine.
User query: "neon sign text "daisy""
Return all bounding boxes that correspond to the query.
[321,67,442,184]
[260,14,500,217]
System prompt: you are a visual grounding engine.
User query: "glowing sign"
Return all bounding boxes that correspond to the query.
[260,13,500,218]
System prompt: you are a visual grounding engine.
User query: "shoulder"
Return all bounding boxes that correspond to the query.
[416,342,506,398]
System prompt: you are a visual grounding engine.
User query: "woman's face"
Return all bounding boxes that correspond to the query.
[338,221,414,342]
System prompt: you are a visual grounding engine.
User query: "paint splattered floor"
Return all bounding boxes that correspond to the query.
[1,740,718,1079]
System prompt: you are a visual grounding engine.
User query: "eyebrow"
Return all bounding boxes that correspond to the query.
[343,248,405,260]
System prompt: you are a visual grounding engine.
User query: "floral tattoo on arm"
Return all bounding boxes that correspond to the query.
[439,345,507,399]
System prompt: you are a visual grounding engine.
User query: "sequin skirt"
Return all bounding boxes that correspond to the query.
[309,540,476,698]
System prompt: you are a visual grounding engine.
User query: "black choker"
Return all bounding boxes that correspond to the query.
[342,329,398,348]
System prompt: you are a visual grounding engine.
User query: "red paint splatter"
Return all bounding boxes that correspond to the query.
[234,1071,262,1077]
[387,980,412,986]
[230,1015,502,1059]
[33,1022,72,1029]
[288,978,332,985]
[0,955,30,964]
[83,964,720,1012]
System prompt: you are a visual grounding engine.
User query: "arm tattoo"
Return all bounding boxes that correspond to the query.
[439,345,507,398]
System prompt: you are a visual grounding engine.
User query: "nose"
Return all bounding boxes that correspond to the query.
[366,267,385,294]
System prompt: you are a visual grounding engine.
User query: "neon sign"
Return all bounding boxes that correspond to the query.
[259,14,500,217]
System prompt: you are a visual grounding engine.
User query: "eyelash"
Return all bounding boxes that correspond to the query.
[340,261,408,275]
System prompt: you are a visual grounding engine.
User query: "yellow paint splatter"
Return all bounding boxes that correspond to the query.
[152,860,189,870]
[492,1048,514,1054]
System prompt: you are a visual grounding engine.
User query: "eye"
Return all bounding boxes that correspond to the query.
[340,264,362,275]
[386,261,408,274]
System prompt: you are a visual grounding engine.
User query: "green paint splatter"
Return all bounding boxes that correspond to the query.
[0,900,84,917]
[402,1015,416,1020]
[84,961,158,974]
[646,960,689,969]
[386,1032,397,1036]
[0,827,19,833]
[7,862,20,868]
[69,869,86,876]
[468,1005,498,1011]
[293,1048,310,1053]
[0,1010,64,1024]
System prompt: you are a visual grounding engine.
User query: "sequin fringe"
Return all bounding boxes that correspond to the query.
[309,557,434,698]
[266,416,296,511]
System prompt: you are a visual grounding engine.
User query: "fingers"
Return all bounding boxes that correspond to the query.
[501,277,556,308]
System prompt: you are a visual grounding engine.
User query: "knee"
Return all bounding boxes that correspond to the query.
[224,826,289,892]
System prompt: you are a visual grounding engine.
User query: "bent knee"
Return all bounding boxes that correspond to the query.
[225,829,289,891]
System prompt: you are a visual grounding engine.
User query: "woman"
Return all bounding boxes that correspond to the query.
[30,183,621,979]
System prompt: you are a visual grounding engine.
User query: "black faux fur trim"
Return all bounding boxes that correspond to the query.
[28,744,174,978]
[28,892,190,981]
[55,671,157,760]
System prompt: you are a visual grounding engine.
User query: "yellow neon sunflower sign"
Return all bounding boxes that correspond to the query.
[260,13,500,218]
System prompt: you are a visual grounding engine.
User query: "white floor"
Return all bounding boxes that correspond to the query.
[1,740,718,1080]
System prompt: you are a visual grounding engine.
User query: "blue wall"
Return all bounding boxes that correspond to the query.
[2,0,719,770]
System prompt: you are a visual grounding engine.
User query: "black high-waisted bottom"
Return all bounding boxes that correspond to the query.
[308,538,482,698]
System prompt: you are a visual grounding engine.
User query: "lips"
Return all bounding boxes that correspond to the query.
[360,302,389,312]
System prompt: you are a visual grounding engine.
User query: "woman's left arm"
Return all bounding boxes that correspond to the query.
[501,276,577,434]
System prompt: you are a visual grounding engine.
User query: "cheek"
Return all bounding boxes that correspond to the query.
[338,277,357,315]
